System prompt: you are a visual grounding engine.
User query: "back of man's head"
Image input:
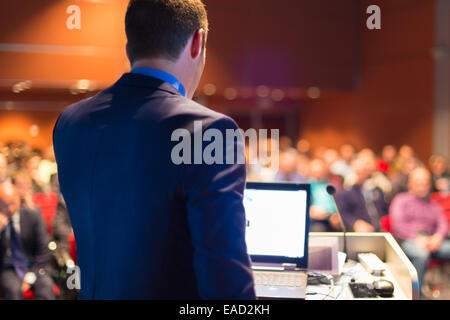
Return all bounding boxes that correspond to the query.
[125,0,208,64]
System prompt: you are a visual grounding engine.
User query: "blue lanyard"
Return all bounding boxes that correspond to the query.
[131,67,186,97]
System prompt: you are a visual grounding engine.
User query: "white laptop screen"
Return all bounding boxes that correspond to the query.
[243,187,308,260]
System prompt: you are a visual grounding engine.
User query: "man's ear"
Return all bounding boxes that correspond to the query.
[190,28,205,60]
[125,42,132,65]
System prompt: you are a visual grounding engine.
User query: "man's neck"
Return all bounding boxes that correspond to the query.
[131,59,190,98]
[132,58,176,74]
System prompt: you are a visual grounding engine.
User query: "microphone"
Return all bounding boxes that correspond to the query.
[326,185,347,261]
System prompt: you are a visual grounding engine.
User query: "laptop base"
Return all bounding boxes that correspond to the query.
[253,271,307,300]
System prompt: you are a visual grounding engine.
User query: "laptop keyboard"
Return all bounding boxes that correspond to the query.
[254,271,306,287]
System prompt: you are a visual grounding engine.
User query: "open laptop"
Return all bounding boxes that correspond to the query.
[244,182,310,299]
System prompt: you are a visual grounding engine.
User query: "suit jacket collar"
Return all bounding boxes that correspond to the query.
[113,72,182,96]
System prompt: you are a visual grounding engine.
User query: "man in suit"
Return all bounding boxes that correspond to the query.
[53,0,255,299]
[0,182,55,300]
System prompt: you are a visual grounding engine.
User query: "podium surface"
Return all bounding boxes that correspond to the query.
[308,232,420,300]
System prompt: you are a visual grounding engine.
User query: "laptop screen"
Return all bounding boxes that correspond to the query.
[243,182,310,268]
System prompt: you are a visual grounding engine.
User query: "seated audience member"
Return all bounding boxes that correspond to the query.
[390,168,450,290]
[360,151,392,197]
[12,170,36,209]
[429,155,449,193]
[6,142,31,174]
[0,154,7,184]
[322,148,344,189]
[274,148,307,182]
[388,156,419,204]
[431,192,450,229]
[0,182,54,300]
[429,156,450,223]
[308,159,338,232]
[26,155,44,194]
[330,144,355,181]
[377,145,397,176]
[390,145,415,177]
[336,156,389,232]
[37,146,57,187]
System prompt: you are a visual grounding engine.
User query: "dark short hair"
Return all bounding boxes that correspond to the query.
[125,0,208,63]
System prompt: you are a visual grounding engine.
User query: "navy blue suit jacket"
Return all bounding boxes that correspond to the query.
[53,73,255,299]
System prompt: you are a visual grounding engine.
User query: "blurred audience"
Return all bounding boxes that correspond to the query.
[0,182,55,300]
[390,168,450,289]
[0,137,448,299]
[245,136,449,239]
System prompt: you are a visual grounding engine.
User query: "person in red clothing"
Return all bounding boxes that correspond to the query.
[428,155,450,227]
[32,192,58,237]
[377,145,397,176]
[431,192,450,227]
[429,155,450,193]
